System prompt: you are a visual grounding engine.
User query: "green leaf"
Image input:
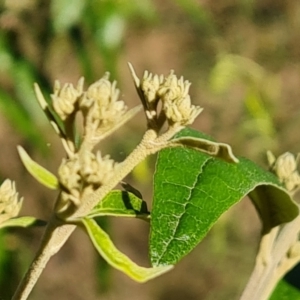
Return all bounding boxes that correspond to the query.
[150,128,298,266]
[87,190,149,220]
[17,146,59,190]
[0,216,47,229]
[81,218,173,282]
[248,186,299,234]
[270,279,300,300]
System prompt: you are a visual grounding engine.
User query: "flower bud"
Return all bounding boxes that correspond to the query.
[0,179,23,224]
[158,71,202,126]
[51,78,84,120]
[269,152,300,193]
[80,74,127,128]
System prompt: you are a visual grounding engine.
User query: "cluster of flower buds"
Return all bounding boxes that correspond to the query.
[33,65,206,219]
[267,151,300,194]
[0,179,23,224]
[48,74,129,217]
[56,151,117,216]
[129,64,203,130]
[51,78,84,121]
[80,74,127,139]
[50,73,128,151]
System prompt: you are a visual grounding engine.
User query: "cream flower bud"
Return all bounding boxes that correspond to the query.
[163,95,203,126]
[272,152,297,181]
[56,155,83,217]
[85,73,113,107]
[286,172,300,192]
[51,78,84,120]
[55,150,118,219]
[128,63,202,128]
[58,151,117,198]
[80,74,127,127]
[158,73,190,101]
[0,179,23,224]
[140,71,164,104]
[158,71,202,126]
[58,156,81,193]
[269,152,300,193]
[80,151,116,185]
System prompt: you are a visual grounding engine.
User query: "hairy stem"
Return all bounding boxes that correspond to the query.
[75,129,162,217]
[12,218,76,300]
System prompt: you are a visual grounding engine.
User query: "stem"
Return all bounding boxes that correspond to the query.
[75,129,161,217]
[12,218,76,300]
[240,214,300,300]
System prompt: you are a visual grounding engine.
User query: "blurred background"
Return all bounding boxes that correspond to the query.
[0,0,300,299]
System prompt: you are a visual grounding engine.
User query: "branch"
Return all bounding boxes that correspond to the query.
[11,129,166,300]
[240,212,300,300]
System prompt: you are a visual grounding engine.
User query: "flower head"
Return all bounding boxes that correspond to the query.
[56,151,117,218]
[129,64,203,129]
[80,74,127,131]
[140,71,164,104]
[80,151,116,185]
[158,71,203,126]
[51,78,84,120]
[158,71,190,102]
[0,179,23,224]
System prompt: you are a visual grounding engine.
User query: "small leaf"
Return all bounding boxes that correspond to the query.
[34,83,66,138]
[0,216,47,229]
[150,128,298,266]
[81,218,173,282]
[87,190,149,220]
[17,146,59,190]
[121,181,143,199]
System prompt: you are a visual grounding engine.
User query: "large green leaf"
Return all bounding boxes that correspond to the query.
[150,128,298,266]
[81,218,173,282]
[270,279,300,300]
[87,190,149,220]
